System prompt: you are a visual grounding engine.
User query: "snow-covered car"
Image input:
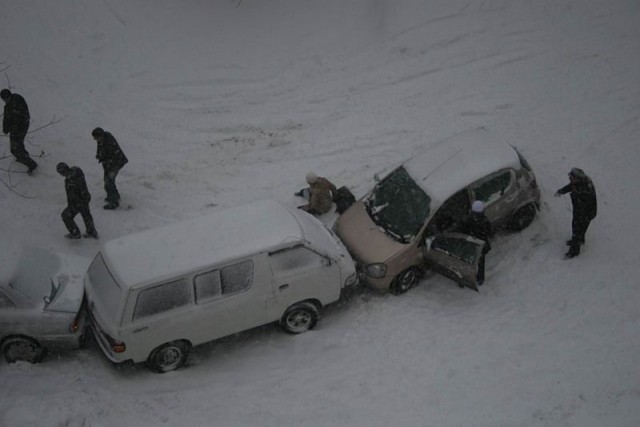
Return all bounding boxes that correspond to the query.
[84,199,357,373]
[334,131,541,293]
[0,246,90,364]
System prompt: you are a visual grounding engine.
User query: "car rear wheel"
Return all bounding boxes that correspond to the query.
[2,337,45,364]
[508,203,537,231]
[280,302,319,334]
[390,267,419,295]
[147,341,191,373]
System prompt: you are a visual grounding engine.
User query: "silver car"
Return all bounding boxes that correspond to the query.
[0,246,90,363]
[335,131,541,293]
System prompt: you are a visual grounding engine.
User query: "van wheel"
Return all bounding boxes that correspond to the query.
[508,204,536,231]
[2,337,45,364]
[147,341,190,373]
[280,302,319,334]
[390,267,419,295]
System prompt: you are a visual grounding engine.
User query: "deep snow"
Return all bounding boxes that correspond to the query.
[1,0,640,426]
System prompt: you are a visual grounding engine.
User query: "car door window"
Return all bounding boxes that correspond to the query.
[471,170,513,205]
[427,189,470,235]
[269,246,324,275]
[431,235,481,264]
[134,279,190,320]
[194,260,254,304]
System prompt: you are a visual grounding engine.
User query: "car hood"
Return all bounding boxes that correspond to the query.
[335,201,406,265]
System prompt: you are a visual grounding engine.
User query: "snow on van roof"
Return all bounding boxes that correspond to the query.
[100,200,304,287]
[404,131,521,205]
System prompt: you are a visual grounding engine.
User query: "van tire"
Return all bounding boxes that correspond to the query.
[2,336,45,364]
[280,302,319,334]
[508,203,536,231]
[147,341,191,373]
[390,267,419,295]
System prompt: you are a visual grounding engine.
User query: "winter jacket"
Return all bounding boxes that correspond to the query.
[2,93,30,135]
[308,177,337,215]
[457,211,492,252]
[96,131,128,171]
[64,167,92,207]
[557,178,597,220]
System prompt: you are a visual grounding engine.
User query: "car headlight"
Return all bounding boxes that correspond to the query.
[365,263,387,278]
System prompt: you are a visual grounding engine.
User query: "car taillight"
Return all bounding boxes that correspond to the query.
[104,333,126,353]
[69,318,80,333]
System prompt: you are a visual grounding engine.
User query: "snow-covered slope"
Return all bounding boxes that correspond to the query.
[1,1,639,426]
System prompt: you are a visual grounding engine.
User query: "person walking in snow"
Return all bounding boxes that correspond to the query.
[92,127,128,210]
[1,89,38,174]
[457,200,492,286]
[298,172,337,215]
[555,167,597,259]
[56,162,98,239]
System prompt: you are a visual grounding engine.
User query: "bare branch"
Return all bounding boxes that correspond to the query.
[0,116,62,138]
[0,160,37,199]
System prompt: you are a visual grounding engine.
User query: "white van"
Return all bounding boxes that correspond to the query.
[84,200,357,372]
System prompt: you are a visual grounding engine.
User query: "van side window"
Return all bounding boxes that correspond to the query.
[134,279,190,320]
[269,246,323,275]
[194,260,254,304]
[472,170,513,204]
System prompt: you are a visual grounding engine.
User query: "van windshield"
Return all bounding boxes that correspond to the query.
[87,254,122,324]
[364,166,431,243]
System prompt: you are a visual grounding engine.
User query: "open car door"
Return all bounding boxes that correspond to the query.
[422,233,486,291]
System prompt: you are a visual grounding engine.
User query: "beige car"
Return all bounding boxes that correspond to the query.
[334,132,541,293]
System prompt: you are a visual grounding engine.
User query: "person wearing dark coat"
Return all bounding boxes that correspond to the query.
[1,89,38,174]
[555,167,597,258]
[457,200,492,286]
[56,162,98,239]
[92,127,128,210]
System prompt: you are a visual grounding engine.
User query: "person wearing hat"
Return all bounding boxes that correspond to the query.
[299,172,337,215]
[457,200,492,286]
[91,127,128,210]
[56,162,98,239]
[555,167,597,259]
[1,88,38,174]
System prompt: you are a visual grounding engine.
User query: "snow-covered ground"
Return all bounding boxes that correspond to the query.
[1,0,640,426]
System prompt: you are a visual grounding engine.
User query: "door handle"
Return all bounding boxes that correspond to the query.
[279,284,289,291]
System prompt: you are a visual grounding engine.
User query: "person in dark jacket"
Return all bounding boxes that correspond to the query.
[555,167,597,258]
[56,162,98,239]
[92,127,128,210]
[457,200,492,286]
[1,89,38,174]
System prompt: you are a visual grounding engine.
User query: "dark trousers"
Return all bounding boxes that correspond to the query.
[10,132,38,171]
[103,166,121,204]
[62,204,96,236]
[568,216,592,256]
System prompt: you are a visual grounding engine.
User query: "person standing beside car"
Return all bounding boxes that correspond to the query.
[57,162,98,240]
[1,88,38,174]
[457,200,492,286]
[555,167,597,259]
[92,127,128,210]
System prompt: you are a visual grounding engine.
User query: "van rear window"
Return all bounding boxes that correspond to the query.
[87,254,122,324]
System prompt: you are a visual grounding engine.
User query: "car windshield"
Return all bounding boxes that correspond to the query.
[364,166,431,243]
